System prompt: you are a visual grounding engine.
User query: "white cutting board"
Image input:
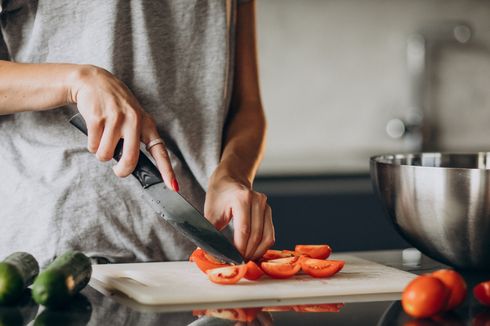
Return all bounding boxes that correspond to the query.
[90,255,415,307]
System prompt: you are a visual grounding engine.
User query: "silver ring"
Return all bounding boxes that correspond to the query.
[145,138,165,151]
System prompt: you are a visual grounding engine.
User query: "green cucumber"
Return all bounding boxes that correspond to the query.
[32,251,92,308]
[0,252,39,304]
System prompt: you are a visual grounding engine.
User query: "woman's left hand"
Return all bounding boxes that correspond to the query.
[204,176,275,261]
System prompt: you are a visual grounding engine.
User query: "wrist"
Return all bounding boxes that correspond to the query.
[65,64,99,104]
[209,162,253,190]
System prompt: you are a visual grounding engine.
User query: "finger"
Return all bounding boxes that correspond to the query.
[142,123,178,191]
[251,205,274,261]
[96,117,122,162]
[113,118,141,177]
[86,117,104,153]
[232,194,252,257]
[244,194,266,259]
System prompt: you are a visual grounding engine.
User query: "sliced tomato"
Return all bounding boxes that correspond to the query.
[261,305,295,312]
[282,250,303,257]
[260,256,301,279]
[293,303,344,313]
[198,308,249,322]
[244,261,264,281]
[474,281,490,306]
[190,248,228,273]
[207,265,247,285]
[192,309,207,316]
[295,245,332,259]
[300,258,344,278]
[261,249,296,261]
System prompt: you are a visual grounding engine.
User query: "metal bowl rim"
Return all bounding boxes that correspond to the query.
[370,152,490,171]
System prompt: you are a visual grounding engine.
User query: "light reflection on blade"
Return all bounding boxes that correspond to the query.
[144,183,244,265]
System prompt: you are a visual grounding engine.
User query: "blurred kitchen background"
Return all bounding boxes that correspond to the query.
[252,0,490,251]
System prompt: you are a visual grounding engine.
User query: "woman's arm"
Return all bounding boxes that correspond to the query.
[205,0,275,260]
[0,61,177,189]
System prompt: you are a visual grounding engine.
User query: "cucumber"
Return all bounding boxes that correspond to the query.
[32,251,92,308]
[0,252,39,304]
[33,293,92,326]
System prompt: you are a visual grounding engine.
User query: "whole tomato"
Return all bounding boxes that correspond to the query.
[432,269,467,310]
[474,281,490,306]
[402,275,449,318]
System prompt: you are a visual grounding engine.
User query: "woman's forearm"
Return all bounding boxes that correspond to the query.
[212,100,266,188]
[0,60,79,114]
[210,0,266,188]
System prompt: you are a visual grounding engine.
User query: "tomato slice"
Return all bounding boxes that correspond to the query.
[207,265,247,285]
[190,248,228,273]
[293,303,344,313]
[261,305,295,312]
[295,245,332,259]
[260,257,301,279]
[261,250,296,261]
[300,258,344,278]
[194,308,260,322]
[244,261,264,281]
[474,281,490,306]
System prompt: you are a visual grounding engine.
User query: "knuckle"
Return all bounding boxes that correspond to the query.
[96,151,112,162]
[86,115,104,128]
[260,193,268,202]
[108,110,123,124]
[123,153,139,167]
[265,237,275,247]
[239,190,252,202]
[239,224,250,237]
[87,144,97,153]
[114,168,130,178]
[125,109,141,124]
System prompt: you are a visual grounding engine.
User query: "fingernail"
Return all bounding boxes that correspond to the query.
[171,178,180,192]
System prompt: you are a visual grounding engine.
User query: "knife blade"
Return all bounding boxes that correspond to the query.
[69,113,244,265]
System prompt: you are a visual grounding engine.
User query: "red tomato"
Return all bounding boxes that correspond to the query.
[207,265,247,285]
[474,281,490,306]
[295,245,332,259]
[261,305,295,312]
[472,311,490,326]
[402,275,450,318]
[261,250,296,261]
[260,257,301,279]
[431,269,467,310]
[195,308,258,322]
[190,248,228,273]
[293,303,344,313]
[244,261,264,281]
[300,258,344,278]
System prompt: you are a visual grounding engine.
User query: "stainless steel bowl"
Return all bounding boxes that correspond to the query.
[370,153,490,270]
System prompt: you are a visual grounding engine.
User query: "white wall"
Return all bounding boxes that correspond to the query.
[256,0,490,175]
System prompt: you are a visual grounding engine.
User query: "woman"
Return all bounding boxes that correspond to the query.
[0,0,274,266]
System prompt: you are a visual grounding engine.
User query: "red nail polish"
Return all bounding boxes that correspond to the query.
[171,178,180,192]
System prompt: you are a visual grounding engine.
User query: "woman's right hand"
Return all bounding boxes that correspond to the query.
[68,65,179,191]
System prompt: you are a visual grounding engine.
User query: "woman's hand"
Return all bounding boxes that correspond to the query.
[69,65,178,190]
[204,176,274,261]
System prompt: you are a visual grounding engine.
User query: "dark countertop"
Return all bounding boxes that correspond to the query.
[3,250,490,326]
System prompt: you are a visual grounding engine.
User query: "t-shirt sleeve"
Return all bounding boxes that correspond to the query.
[0,1,9,60]
[0,32,8,60]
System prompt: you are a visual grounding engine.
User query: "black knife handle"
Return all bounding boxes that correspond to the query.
[69,113,163,189]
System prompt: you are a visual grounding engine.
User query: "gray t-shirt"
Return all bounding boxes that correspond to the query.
[0,0,237,266]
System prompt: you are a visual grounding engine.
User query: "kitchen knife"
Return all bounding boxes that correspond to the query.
[69,113,244,265]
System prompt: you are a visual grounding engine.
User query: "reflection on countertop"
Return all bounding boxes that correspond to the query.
[1,250,489,326]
